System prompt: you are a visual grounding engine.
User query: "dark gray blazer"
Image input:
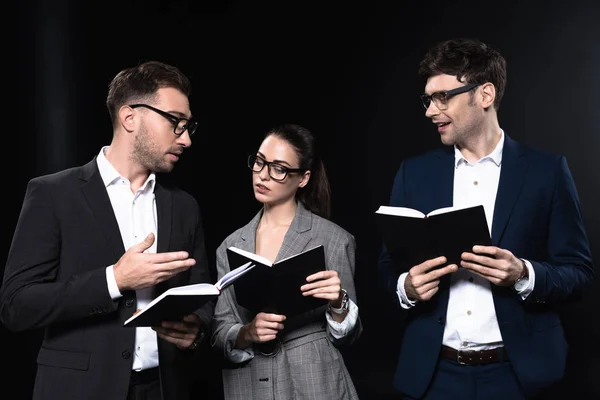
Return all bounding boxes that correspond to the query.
[0,158,214,400]
[211,202,362,399]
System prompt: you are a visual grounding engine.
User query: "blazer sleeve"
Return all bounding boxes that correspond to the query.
[325,230,362,345]
[0,178,116,332]
[210,239,247,358]
[527,156,594,304]
[188,197,215,341]
[377,162,407,300]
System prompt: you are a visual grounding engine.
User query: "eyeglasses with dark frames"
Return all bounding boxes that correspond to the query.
[420,83,481,110]
[248,154,306,182]
[129,104,198,136]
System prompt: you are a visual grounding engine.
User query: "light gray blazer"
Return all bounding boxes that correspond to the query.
[211,202,362,400]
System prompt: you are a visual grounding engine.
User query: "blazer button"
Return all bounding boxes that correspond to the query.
[125,299,134,308]
[438,317,445,325]
[122,350,131,359]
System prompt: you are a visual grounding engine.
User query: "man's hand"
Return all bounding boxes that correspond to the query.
[113,233,196,291]
[405,256,457,301]
[460,245,525,286]
[153,313,202,350]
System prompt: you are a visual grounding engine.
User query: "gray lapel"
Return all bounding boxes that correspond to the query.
[236,202,314,261]
[275,202,313,262]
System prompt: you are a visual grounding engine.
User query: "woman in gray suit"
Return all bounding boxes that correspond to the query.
[211,124,362,399]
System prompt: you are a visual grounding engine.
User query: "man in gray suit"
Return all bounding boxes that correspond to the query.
[0,61,214,400]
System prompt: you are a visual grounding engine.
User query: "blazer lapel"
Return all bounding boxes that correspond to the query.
[154,183,172,254]
[275,202,313,262]
[80,159,125,259]
[431,147,455,212]
[235,208,262,253]
[235,203,313,261]
[491,135,528,245]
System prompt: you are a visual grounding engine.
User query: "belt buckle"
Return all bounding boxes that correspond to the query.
[456,349,467,365]
[257,337,281,357]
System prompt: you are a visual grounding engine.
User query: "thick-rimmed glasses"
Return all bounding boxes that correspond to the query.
[248,154,306,182]
[420,83,480,110]
[129,104,198,136]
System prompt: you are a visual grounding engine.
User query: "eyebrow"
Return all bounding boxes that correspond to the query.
[256,152,293,166]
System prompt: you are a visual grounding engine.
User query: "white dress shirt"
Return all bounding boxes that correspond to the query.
[397,131,535,351]
[96,146,159,370]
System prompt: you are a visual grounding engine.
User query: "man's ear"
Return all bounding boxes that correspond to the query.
[118,105,136,133]
[480,82,496,110]
[298,170,311,188]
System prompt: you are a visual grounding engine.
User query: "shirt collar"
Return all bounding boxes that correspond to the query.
[454,130,504,168]
[96,146,156,192]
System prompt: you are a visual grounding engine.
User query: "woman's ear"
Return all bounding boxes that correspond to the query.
[298,170,311,189]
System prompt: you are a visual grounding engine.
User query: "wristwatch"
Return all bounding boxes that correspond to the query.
[513,259,529,292]
[329,289,349,315]
[186,330,205,351]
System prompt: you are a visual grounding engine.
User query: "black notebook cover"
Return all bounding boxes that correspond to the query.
[375,205,492,270]
[226,245,328,316]
[123,284,219,327]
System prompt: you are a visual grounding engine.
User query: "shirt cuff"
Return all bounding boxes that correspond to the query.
[106,265,123,300]
[326,299,359,339]
[397,272,417,309]
[225,325,254,363]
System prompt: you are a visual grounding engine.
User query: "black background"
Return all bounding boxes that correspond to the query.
[4,1,599,398]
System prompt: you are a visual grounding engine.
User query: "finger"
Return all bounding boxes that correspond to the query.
[256,334,278,342]
[428,264,458,280]
[305,270,336,282]
[308,292,339,301]
[129,233,156,253]
[153,326,185,339]
[160,318,198,333]
[150,251,193,264]
[420,286,440,300]
[182,313,201,324]
[462,252,497,267]
[256,325,282,335]
[154,260,196,277]
[155,331,190,347]
[415,280,441,295]
[302,285,340,297]
[471,245,502,258]
[258,313,286,322]
[461,261,501,279]
[419,256,448,273]
[300,278,340,292]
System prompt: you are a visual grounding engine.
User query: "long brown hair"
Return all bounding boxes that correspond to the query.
[265,124,331,219]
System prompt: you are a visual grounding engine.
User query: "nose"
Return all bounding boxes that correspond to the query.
[258,164,270,180]
[425,101,440,118]
[176,130,192,148]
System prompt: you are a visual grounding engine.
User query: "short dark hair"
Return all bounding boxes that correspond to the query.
[418,38,507,110]
[106,61,192,126]
[265,124,331,219]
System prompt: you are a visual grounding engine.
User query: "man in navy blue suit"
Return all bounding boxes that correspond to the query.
[378,38,594,400]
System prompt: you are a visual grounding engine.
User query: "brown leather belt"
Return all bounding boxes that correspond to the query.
[440,345,509,365]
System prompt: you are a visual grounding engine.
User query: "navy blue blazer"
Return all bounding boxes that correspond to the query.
[378,135,594,399]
